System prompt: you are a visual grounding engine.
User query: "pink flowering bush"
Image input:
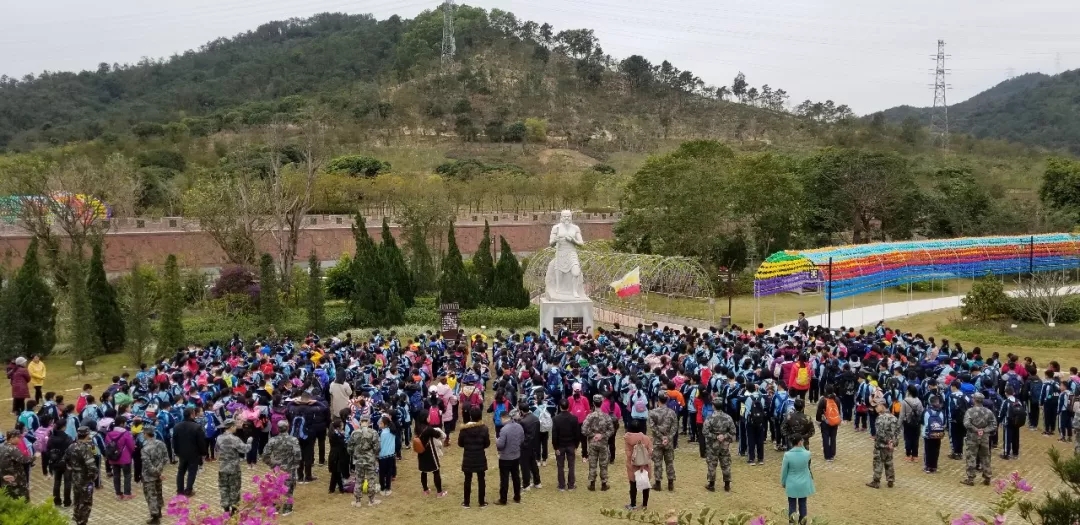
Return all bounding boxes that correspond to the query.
[167,468,294,525]
[938,471,1034,525]
[600,507,828,524]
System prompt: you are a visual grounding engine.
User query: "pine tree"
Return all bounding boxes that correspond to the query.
[123,264,153,364]
[68,258,96,360]
[489,236,531,308]
[381,218,415,307]
[0,239,56,359]
[258,253,280,330]
[438,222,477,308]
[471,220,495,303]
[159,254,185,354]
[386,285,406,326]
[350,213,388,326]
[306,251,326,334]
[87,243,125,353]
[405,223,436,295]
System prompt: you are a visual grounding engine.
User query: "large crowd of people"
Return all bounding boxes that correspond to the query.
[3,317,1079,525]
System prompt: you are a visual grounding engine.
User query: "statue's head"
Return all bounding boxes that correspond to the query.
[560,210,572,224]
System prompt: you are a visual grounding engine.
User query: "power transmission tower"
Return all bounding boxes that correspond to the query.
[928,39,950,150]
[441,0,456,66]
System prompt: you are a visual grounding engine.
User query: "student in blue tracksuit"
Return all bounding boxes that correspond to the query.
[1042,370,1060,435]
[854,376,871,432]
[1058,380,1074,442]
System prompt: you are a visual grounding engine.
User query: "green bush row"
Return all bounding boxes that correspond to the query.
[939,324,1080,349]
[404,305,539,329]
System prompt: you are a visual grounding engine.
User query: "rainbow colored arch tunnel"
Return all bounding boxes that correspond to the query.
[753,234,1080,299]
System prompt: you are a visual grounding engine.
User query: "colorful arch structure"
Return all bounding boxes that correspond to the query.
[754,233,1080,299]
[0,193,112,225]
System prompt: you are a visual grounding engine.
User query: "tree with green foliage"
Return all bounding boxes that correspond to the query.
[0,239,56,360]
[87,243,125,353]
[489,237,530,308]
[380,218,415,307]
[386,286,406,326]
[1041,157,1080,220]
[326,155,391,177]
[159,254,185,354]
[306,251,326,334]
[259,253,281,330]
[350,214,388,326]
[438,222,477,308]
[0,491,69,525]
[123,264,154,364]
[67,259,95,361]
[471,221,495,302]
[405,223,436,295]
[961,274,1010,321]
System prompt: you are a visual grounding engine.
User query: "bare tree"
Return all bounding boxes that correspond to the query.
[184,175,269,267]
[264,116,329,293]
[1012,271,1077,325]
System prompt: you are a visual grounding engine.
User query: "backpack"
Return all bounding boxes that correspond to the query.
[33,427,49,453]
[290,415,308,440]
[891,400,902,417]
[204,414,218,439]
[598,377,614,397]
[104,435,122,462]
[270,409,287,436]
[701,401,715,420]
[824,398,841,427]
[427,406,442,427]
[904,400,924,424]
[48,446,67,468]
[665,397,681,413]
[545,370,562,397]
[1007,399,1027,427]
[632,393,648,414]
[412,436,425,454]
[536,407,553,432]
[950,394,970,424]
[493,401,508,427]
[795,366,811,388]
[17,411,39,432]
[926,409,945,439]
[631,442,650,467]
[409,391,424,414]
[747,397,767,427]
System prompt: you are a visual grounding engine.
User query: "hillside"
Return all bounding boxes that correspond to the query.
[0,6,806,154]
[881,70,1080,153]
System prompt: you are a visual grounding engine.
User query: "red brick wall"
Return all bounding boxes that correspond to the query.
[0,221,615,272]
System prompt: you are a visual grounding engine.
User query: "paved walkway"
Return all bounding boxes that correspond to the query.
[767,285,1080,333]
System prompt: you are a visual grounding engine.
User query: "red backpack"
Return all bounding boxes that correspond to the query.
[428,405,442,426]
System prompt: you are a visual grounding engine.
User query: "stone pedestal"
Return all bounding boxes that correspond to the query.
[540,297,595,333]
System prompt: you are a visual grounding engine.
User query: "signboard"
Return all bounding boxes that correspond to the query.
[439,302,460,341]
[553,316,585,332]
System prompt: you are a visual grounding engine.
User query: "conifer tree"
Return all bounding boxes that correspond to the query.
[405,223,436,295]
[87,243,125,353]
[159,254,185,354]
[0,239,56,358]
[350,213,388,326]
[489,236,531,308]
[306,251,326,334]
[68,258,96,360]
[472,220,495,303]
[381,218,415,307]
[123,264,153,364]
[386,285,406,326]
[438,222,477,308]
[259,253,280,330]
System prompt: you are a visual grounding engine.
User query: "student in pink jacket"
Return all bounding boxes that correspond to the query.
[105,421,136,499]
[566,383,591,460]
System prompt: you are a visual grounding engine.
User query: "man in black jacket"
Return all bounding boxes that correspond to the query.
[550,399,581,491]
[287,393,329,483]
[172,408,207,496]
[517,402,542,490]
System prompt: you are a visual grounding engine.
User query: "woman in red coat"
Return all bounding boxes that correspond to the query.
[9,357,31,415]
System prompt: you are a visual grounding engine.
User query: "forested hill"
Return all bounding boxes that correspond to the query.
[880,70,1080,153]
[0,6,821,152]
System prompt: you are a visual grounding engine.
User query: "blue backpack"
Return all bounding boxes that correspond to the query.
[545,369,562,397]
[204,413,219,439]
[291,415,308,440]
[701,401,715,420]
[409,390,424,414]
[493,402,508,427]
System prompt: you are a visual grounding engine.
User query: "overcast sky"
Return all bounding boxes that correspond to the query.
[3,0,1079,114]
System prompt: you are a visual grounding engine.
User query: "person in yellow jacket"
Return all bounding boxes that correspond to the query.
[28,355,46,403]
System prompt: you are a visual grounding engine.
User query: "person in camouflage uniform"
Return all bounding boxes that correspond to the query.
[867,401,900,489]
[347,418,382,507]
[648,392,678,491]
[582,394,614,491]
[67,427,99,525]
[264,420,301,515]
[141,426,169,524]
[216,419,253,513]
[961,392,997,486]
[0,429,33,501]
[702,398,736,492]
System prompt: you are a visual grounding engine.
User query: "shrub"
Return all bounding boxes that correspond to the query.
[135,149,187,172]
[1007,295,1080,324]
[325,254,354,299]
[961,275,1010,321]
[327,154,391,177]
[211,266,258,299]
[896,280,949,293]
[0,492,68,525]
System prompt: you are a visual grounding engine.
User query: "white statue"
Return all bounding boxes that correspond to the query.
[545,210,587,301]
